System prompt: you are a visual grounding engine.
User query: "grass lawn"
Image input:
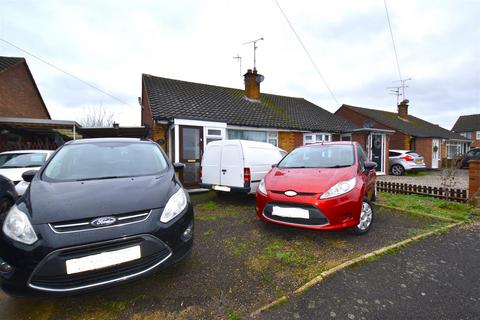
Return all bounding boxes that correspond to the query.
[378,192,480,221]
[404,171,430,177]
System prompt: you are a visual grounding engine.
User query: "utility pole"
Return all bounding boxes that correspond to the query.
[242,37,264,70]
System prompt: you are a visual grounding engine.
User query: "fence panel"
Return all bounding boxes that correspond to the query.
[376,181,468,203]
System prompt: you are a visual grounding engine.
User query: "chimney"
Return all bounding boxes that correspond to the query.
[244,68,263,100]
[397,99,409,120]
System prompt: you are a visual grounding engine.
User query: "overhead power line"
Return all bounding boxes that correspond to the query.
[273,0,340,106]
[0,37,138,110]
[383,0,402,81]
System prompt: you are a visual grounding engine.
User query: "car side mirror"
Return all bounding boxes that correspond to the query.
[364,161,377,172]
[173,163,185,172]
[271,163,277,168]
[22,170,38,183]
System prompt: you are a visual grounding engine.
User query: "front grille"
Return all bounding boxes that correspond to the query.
[29,235,171,291]
[270,190,317,196]
[50,210,151,233]
[263,202,329,226]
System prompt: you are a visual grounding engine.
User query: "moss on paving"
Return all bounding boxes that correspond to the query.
[379,192,480,221]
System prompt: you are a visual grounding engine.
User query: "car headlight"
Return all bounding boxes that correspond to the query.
[320,177,356,199]
[258,178,267,195]
[2,205,38,245]
[160,188,188,223]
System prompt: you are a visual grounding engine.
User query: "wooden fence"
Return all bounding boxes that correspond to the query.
[376,181,468,203]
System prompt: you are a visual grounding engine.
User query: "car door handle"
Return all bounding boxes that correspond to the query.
[221,169,227,172]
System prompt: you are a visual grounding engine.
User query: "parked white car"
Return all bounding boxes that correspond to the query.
[201,140,285,194]
[0,150,54,195]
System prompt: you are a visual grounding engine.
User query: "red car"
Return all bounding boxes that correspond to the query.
[256,142,377,234]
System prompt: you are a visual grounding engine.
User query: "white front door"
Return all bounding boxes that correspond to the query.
[432,139,440,169]
[368,133,386,175]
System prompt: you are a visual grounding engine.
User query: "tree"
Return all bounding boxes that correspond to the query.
[80,107,115,128]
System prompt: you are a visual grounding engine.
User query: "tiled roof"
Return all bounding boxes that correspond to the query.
[0,56,24,73]
[451,114,480,132]
[341,104,468,140]
[142,74,356,132]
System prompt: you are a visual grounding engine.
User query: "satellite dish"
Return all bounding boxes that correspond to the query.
[256,74,265,83]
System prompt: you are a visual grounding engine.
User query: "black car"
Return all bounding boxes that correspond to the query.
[0,174,17,222]
[459,148,480,168]
[0,138,193,295]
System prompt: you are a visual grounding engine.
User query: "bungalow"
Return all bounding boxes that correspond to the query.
[140,69,365,187]
[335,100,471,170]
[452,114,480,148]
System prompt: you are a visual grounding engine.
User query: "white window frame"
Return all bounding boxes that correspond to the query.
[226,128,279,146]
[303,132,331,145]
[204,127,225,146]
[476,131,480,139]
[446,142,462,159]
[340,134,352,141]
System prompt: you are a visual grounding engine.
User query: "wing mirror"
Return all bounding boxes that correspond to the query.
[364,161,377,172]
[173,163,185,172]
[22,170,38,183]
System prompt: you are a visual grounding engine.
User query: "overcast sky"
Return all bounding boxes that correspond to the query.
[1,0,478,129]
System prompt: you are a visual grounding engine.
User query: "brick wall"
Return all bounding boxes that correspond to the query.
[141,82,154,137]
[152,122,168,153]
[278,131,303,152]
[0,62,50,119]
[416,138,434,168]
[470,131,480,148]
[469,160,480,203]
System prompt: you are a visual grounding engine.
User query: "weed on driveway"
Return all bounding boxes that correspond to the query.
[0,193,448,319]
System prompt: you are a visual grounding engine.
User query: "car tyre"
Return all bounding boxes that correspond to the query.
[0,197,13,223]
[350,198,374,235]
[391,164,405,176]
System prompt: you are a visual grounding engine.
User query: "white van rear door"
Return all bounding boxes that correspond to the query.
[220,143,244,188]
[201,144,222,185]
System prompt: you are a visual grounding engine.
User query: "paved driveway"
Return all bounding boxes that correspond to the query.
[260,223,480,320]
[377,169,468,189]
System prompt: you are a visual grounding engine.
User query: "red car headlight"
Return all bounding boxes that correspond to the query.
[320,177,356,199]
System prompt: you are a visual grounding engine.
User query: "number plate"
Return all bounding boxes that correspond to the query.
[213,185,231,192]
[272,207,309,219]
[66,245,141,275]
[415,159,423,164]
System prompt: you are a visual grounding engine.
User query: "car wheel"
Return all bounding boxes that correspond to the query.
[0,197,13,223]
[391,164,405,176]
[350,198,374,235]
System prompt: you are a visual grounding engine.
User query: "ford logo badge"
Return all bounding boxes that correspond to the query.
[90,216,117,227]
[284,190,297,197]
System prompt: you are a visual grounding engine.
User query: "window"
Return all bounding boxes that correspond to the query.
[278,144,354,168]
[446,142,462,159]
[461,132,472,139]
[303,133,332,145]
[357,145,368,169]
[477,131,480,139]
[227,129,278,146]
[205,128,224,145]
[340,134,352,141]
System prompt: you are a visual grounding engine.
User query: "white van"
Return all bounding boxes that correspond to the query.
[201,140,285,194]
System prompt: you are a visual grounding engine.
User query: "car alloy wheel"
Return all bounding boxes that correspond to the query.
[357,201,373,231]
[391,164,404,176]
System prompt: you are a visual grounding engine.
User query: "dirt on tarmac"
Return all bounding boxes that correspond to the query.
[0,192,447,320]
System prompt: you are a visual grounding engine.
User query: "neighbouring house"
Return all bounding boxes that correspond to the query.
[452,114,480,148]
[335,100,471,170]
[140,68,381,187]
[0,56,80,151]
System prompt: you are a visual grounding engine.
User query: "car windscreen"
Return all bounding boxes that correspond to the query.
[42,142,168,181]
[0,153,47,168]
[278,144,354,168]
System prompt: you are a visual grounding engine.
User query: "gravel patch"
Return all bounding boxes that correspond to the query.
[378,169,468,189]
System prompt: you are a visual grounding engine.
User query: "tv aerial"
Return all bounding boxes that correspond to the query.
[242,37,264,70]
[232,54,242,76]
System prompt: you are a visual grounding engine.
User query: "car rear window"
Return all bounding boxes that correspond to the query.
[43,142,168,181]
[278,144,354,168]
